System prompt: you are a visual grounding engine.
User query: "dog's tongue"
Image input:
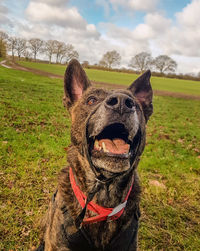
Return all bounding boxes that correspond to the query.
[94,138,130,154]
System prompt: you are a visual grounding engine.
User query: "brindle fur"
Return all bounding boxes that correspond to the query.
[38,59,153,251]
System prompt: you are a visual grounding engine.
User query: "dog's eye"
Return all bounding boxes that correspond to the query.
[87,97,97,106]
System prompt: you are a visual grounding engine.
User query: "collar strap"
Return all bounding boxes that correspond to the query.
[69,167,134,226]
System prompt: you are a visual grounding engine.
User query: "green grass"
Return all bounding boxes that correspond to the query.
[139,95,200,250]
[1,66,200,250]
[18,60,66,76]
[0,66,71,250]
[18,60,200,96]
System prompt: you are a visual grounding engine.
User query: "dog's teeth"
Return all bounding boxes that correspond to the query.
[102,142,109,153]
[95,140,101,150]
[95,140,99,147]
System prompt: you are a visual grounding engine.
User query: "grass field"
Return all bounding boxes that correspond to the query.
[1,65,200,250]
[18,60,200,96]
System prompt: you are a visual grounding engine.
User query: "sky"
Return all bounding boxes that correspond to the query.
[0,0,200,74]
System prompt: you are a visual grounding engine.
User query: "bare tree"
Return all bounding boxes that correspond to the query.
[28,38,44,61]
[129,52,152,72]
[59,43,70,63]
[7,36,17,60]
[82,60,89,67]
[99,59,108,68]
[66,50,79,63]
[23,50,32,61]
[99,50,121,68]
[0,31,8,41]
[44,40,57,64]
[153,55,177,73]
[64,44,79,63]
[15,38,26,60]
[0,30,8,58]
[53,40,67,63]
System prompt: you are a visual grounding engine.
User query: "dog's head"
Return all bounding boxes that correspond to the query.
[63,59,153,175]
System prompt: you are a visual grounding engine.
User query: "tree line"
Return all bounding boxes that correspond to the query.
[99,50,177,74]
[1,30,200,78]
[0,31,79,64]
[1,30,177,73]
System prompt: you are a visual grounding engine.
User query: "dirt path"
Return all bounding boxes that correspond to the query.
[0,60,12,69]
[1,60,200,100]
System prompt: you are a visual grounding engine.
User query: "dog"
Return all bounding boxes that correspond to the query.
[37,59,153,251]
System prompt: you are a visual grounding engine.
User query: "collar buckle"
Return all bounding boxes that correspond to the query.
[107,200,127,218]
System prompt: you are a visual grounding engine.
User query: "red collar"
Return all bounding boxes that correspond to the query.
[69,167,134,225]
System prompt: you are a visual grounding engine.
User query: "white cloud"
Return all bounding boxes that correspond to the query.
[26,1,86,29]
[144,13,171,33]
[96,10,172,65]
[176,0,200,28]
[0,4,7,12]
[20,0,101,51]
[98,22,152,67]
[33,0,69,6]
[0,15,10,26]
[132,23,153,40]
[154,0,200,58]
[14,0,101,63]
[18,22,53,39]
[98,2,200,73]
[23,0,101,41]
[109,0,159,12]
[128,0,159,12]
[173,55,200,74]
[0,0,13,27]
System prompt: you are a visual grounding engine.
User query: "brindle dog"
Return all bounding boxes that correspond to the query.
[37,59,153,251]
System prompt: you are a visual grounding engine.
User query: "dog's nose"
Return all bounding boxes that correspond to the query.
[105,94,135,114]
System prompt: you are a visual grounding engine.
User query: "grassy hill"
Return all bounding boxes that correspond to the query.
[1,65,200,250]
[18,60,200,96]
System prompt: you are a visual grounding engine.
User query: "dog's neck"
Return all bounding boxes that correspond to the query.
[67,146,139,208]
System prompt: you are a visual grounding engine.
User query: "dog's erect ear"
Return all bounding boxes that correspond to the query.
[128,70,153,122]
[63,59,91,109]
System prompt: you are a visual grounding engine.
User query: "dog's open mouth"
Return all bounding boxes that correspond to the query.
[89,123,132,158]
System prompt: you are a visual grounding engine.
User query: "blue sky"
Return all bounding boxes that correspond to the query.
[1,0,200,74]
[74,0,190,25]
